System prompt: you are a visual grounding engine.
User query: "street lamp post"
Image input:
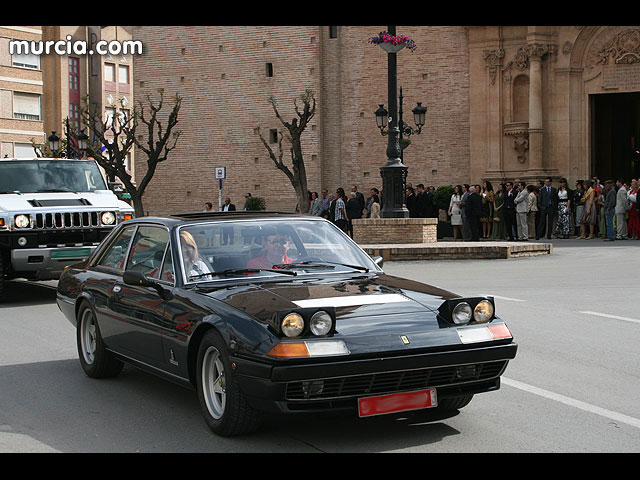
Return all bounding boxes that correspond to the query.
[374,26,426,218]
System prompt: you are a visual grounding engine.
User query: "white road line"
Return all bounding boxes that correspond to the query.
[479,294,526,302]
[502,377,640,429]
[580,311,640,325]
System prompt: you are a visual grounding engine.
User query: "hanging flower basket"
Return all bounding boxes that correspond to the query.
[368,31,417,53]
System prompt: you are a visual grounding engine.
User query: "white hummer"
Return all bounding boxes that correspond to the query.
[0,158,134,297]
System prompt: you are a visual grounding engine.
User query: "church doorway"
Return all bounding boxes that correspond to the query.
[591,92,640,182]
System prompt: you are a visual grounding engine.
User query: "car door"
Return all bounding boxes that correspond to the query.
[106,224,170,367]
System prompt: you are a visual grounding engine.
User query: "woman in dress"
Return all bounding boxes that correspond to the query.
[580,180,596,239]
[481,181,494,238]
[526,184,538,238]
[492,183,506,240]
[448,184,464,241]
[573,181,584,236]
[554,178,572,238]
[627,178,639,239]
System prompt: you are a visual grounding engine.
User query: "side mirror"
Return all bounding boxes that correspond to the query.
[372,255,384,268]
[123,270,155,287]
[123,270,172,300]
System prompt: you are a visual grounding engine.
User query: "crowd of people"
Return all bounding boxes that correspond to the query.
[447,176,639,242]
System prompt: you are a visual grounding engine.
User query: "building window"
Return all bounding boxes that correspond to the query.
[12,46,40,70]
[69,104,80,131]
[118,64,130,93]
[69,57,80,127]
[269,129,278,143]
[105,107,115,130]
[13,92,40,121]
[104,63,116,91]
[329,26,338,38]
[266,63,273,77]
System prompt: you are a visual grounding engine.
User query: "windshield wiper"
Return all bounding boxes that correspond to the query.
[274,260,369,273]
[189,267,297,280]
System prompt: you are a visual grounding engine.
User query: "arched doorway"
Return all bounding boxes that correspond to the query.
[591,92,640,181]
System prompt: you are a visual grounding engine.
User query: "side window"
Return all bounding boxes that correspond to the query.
[96,226,136,271]
[160,246,175,284]
[125,226,170,278]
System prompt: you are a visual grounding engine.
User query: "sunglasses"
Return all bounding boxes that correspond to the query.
[267,238,287,246]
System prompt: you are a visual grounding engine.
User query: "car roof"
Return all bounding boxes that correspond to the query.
[131,211,318,227]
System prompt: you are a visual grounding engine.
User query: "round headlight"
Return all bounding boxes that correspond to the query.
[101,212,116,225]
[473,300,494,323]
[310,311,332,336]
[14,214,30,228]
[452,301,472,324]
[281,313,304,338]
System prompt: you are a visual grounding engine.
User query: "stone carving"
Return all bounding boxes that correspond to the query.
[483,49,504,84]
[597,28,640,65]
[513,136,529,163]
[562,41,573,55]
[525,43,549,60]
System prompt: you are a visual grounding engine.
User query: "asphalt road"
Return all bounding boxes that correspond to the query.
[1,239,639,453]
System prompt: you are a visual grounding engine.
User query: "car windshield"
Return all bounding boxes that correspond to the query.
[0,159,107,193]
[178,218,380,283]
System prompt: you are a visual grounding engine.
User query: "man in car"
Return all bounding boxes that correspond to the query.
[247,233,295,269]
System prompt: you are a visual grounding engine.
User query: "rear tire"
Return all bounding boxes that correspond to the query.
[76,301,123,378]
[196,330,262,436]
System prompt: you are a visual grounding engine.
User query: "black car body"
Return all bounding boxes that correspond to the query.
[57,212,517,436]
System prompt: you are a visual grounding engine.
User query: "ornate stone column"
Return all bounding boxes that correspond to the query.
[526,43,548,172]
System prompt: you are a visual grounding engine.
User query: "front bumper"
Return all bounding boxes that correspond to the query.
[10,246,95,280]
[232,341,517,415]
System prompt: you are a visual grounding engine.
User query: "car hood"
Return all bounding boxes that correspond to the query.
[0,191,130,212]
[205,273,460,336]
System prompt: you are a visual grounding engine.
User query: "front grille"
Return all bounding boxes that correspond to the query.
[34,211,102,229]
[285,360,508,401]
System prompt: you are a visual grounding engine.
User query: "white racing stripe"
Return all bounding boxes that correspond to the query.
[502,377,640,429]
[580,311,640,325]
[292,293,410,308]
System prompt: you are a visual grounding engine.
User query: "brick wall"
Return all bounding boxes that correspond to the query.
[132,26,470,216]
[352,217,438,244]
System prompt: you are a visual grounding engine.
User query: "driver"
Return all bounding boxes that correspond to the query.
[180,231,212,279]
[247,233,294,269]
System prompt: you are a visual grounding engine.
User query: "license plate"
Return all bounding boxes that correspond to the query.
[51,248,92,259]
[358,388,437,418]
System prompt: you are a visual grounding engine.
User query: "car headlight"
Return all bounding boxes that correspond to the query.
[310,311,332,336]
[282,313,305,338]
[452,302,472,324]
[473,300,494,323]
[101,211,116,225]
[14,214,30,228]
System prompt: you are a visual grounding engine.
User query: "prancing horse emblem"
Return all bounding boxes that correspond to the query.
[400,335,410,345]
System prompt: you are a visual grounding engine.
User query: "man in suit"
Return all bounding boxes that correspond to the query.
[221,197,236,244]
[465,185,483,241]
[221,197,236,212]
[537,177,558,239]
[415,184,427,218]
[504,181,517,241]
[514,181,529,240]
[460,184,471,240]
[615,179,629,239]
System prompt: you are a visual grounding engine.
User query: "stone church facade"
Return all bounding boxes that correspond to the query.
[131,26,640,215]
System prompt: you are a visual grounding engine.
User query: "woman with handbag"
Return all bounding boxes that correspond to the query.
[579,180,596,239]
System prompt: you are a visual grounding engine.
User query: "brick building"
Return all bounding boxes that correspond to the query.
[132,26,640,215]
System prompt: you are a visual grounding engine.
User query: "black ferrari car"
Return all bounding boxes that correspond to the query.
[56,211,517,436]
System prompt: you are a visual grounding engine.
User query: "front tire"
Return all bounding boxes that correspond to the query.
[76,301,123,378]
[196,330,262,436]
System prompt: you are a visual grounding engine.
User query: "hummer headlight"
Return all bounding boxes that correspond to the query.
[101,211,116,225]
[281,313,305,338]
[452,302,472,324]
[14,214,30,228]
[473,300,494,323]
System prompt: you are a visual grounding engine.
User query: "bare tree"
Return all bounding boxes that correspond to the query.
[256,89,316,213]
[80,89,182,217]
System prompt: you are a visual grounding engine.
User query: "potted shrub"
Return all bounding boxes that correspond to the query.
[433,185,455,239]
[369,31,417,53]
[244,196,266,211]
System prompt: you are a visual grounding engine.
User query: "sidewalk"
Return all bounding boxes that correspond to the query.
[361,235,640,261]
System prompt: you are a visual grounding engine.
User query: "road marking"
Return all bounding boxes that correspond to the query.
[479,294,526,302]
[502,377,640,429]
[580,311,640,325]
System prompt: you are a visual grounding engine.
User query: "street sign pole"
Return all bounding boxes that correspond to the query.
[215,167,226,211]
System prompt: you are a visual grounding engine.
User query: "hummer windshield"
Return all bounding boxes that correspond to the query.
[0,160,108,194]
